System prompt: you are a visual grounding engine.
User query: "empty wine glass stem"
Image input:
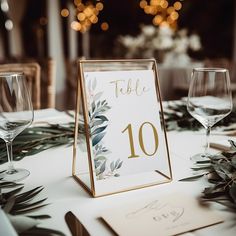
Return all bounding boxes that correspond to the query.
[204,126,211,155]
[6,141,15,174]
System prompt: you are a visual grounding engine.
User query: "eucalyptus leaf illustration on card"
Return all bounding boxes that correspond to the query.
[86,77,123,180]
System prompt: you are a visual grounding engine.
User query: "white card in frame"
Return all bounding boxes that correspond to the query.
[72,59,172,197]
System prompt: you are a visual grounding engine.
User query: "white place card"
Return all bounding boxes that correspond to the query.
[101,193,223,236]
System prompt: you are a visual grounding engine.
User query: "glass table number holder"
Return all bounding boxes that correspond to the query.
[72,59,172,197]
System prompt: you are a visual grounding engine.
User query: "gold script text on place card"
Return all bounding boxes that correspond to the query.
[110,79,149,98]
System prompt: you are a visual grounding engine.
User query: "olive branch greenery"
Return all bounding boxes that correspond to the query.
[0,117,76,234]
[179,140,236,211]
[165,101,236,210]
[0,122,78,164]
[0,119,79,235]
[0,179,65,235]
[164,101,236,131]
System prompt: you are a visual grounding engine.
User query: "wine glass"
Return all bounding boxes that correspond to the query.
[0,72,34,181]
[187,68,232,160]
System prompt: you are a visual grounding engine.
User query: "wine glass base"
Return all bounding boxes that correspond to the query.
[0,168,30,182]
[190,153,211,162]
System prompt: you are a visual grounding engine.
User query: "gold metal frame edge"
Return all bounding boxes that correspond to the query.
[73,172,172,198]
[72,58,172,197]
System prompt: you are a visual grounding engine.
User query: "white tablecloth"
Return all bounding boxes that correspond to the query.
[1,110,236,236]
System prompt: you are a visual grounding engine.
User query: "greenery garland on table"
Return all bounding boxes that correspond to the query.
[3,100,235,164]
[0,101,235,163]
[180,140,236,211]
[0,179,65,235]
[0,122,78,165]
[164,101,236,131]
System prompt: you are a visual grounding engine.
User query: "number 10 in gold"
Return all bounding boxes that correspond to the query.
[122,122,159,158]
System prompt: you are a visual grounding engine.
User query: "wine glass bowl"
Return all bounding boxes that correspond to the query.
[0,72,34,181]
[187,68,232,160]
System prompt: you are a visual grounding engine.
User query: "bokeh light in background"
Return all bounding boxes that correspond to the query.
[0,0,234,60]
[5,19,13,30]
[59,0,186,37]
[101,22,109,31]
[1,0,9,12]
[71,20,81,31]
[0,0,234,110]
[61,8,69,17]
[60,0,105,33]
[139,0,182,29]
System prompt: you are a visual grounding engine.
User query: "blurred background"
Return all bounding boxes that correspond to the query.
[0,0,235,109]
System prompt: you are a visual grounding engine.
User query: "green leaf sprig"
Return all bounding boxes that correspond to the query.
[0,122,79,164]
[180,140,236,211]
[164,101,236,131]
[0,181,65,235]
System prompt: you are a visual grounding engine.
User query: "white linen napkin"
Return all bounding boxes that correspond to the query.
[0,209,18,236]
[33,108,74,125]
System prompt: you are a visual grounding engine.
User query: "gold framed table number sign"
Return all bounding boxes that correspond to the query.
[72,59,172,197]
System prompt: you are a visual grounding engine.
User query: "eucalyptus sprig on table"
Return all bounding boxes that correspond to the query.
[0,122,80,164]
[180,140,236,211]
[164,101,236,131]
[0,181,65,235]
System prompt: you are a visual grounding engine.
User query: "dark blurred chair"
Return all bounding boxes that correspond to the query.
[0,59,56,109]
[0,62,41,109]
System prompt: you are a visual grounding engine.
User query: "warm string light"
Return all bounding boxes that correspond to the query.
[61,0,105,33]
[139,0,183,29]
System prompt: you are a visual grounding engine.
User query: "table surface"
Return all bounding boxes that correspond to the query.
[1,109,236,236]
